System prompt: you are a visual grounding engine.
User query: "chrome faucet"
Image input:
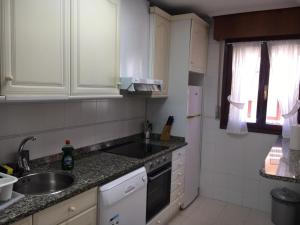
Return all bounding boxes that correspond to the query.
[18,136,36,172]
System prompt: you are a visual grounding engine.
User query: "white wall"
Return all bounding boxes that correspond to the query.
[200,24,300,212]
[0,97,145,163]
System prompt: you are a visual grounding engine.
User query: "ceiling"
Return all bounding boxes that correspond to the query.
[149,0,300,17]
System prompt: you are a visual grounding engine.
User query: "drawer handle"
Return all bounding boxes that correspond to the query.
[125,185,136,194]
[69,206,76,212]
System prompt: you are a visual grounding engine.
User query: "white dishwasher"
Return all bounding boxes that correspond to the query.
[98,167,147,225]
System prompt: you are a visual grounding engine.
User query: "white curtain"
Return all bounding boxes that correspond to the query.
[227,42,261,134]
[268,40,300,138]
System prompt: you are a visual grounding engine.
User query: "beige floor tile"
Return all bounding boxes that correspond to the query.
[176,197,226,225]
[244,209,269,225]
[168,214,187,225]
[167,197,274,225]
[216,204,251,225]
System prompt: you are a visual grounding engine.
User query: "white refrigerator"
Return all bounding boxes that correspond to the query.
[182,86,202,208]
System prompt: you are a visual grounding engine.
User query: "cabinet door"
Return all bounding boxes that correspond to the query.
[1,0,70,97]
[150,14,171,96]
[11,216,32,225]
[189,19,209,74]
[33,188,97,225]
[59,206,96,225]
[71,0,120,96]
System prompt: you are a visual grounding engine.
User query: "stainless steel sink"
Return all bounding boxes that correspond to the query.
[14,172,74,195]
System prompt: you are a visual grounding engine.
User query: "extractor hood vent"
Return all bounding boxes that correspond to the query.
[120,77,163,93]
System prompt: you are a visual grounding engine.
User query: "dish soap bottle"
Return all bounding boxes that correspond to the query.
[61,140,74,170]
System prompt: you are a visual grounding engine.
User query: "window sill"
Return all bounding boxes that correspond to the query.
[220,123,282,135]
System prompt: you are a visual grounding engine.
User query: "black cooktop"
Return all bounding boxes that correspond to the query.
[104,142,168,159]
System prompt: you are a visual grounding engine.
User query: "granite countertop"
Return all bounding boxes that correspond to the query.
[260,137,300,183]
[0,135,187,225]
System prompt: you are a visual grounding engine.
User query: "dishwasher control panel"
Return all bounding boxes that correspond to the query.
[109,214,119,225]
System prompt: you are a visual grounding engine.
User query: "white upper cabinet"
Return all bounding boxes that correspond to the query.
[189,17,209,74]
[149,7,171,96]
[0,0,70,99]
[70,0,120,96]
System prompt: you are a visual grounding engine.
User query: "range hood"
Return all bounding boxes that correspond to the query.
[120,77,163,93]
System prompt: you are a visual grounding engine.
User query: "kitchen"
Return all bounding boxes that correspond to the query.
[0,0,300,225]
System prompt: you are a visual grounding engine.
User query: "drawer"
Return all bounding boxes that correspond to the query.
[172,148,186,162]
[33,188,97,225]
[11,216,32,225]
[169,197,182,220]
[171,186,184,203]
[171,167,184,182]
[58,206,97,225]
[171,179,184,193]
[172,158,184,172]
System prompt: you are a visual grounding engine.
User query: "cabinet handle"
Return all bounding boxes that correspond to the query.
[69,206,76,212]
[5,75,13,82]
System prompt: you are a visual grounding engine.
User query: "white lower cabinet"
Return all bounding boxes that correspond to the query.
[58,206,97,225]
[147,147,186,225]
[33,188,97,225]
[11,216,32,225]
[170,147,185,210]
[169,197,183,219]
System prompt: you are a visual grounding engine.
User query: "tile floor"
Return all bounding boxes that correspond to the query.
[167,197,274,225]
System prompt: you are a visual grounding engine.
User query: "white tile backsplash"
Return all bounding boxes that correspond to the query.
[200,23,300,213]
[0,97,145,163]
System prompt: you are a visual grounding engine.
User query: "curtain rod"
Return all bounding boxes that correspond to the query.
[226,41,267,45]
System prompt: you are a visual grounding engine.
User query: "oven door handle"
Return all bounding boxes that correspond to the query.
[148,167,172,181]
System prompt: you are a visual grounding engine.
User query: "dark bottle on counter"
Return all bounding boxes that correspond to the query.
[61,140,74,170]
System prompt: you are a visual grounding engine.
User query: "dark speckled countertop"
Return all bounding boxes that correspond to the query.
[0,135,187,225]
[260,137,300,183]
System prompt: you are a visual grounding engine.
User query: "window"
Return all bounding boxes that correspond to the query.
[220,39,300,135]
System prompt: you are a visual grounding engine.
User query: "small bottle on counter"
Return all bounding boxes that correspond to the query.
[61,140,74,170]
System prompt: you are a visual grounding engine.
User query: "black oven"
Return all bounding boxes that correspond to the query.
[146,154,172,222]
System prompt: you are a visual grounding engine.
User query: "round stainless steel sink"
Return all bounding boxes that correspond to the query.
[14,172,74,195]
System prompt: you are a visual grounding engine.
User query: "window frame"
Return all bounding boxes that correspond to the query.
[220,37,300,135]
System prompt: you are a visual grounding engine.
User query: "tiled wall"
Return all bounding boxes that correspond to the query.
[201,23,300,212]
[0,97,145,163]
